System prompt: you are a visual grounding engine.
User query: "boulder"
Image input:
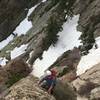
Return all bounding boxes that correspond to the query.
[0,58,32,94]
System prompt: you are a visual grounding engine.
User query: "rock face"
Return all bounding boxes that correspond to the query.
[72,63,100,100]
[49,47,81,82]
[0,0,68,63]
[1,75,56,100]
[74,0,100,38]
[0,58,32,94]
[73,0,100,53]
[0,0,100,61]
[0,0,78,64]
[0,0,42,42]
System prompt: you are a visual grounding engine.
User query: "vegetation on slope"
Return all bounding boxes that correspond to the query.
[43,0,76,50]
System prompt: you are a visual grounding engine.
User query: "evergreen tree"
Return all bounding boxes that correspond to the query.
[44,16,63,48]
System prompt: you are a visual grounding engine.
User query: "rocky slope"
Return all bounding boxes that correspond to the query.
[0,0,42,42]
[1,0,100,58]
[1,0,100,60]
[72,63,100,100]
[27,0,74,65]
[1,75,56,100]
[1,75,76,100]
[0,0,100,100]
[0,1,77,99]
[0,0,75,64]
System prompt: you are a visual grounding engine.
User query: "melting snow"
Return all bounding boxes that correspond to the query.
[14,5,38,36]
[11,44,28,59]
[33,15,81,77]
[77,37,100,75]
[0,35,14,50]
[0,57,8,66]
[42,0,47,2]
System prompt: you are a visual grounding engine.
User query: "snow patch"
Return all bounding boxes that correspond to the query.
[14,5,38,35]
[11,44,28,59]
[0,57,8,66]
[42,0,47,2]
[0,35,14,50]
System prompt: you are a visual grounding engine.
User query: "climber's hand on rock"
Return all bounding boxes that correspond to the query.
[47,89,51,94]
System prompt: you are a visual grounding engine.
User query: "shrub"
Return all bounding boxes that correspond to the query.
[43,16,62,48]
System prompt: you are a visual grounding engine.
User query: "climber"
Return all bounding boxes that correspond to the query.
[40,70,52,80]
[38,69,57,94]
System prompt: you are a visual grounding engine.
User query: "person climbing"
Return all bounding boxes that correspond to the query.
[40,70,52,80]
[38,69,57,94]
